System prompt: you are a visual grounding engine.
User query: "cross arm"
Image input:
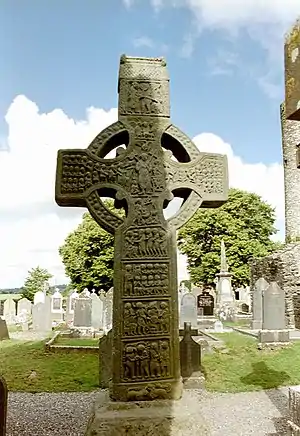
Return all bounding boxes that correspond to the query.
[55,149,92,207]
[55,148,124,234]
[164,152,228,208]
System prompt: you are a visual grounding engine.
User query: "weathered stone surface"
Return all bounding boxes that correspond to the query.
[252,277,268,330]
[180,293,197,328]
[179,322,204,389]
[288,385,300,435]
[99,330,113,389]
[250,246,300,329]
[250,103,300,329]
[0,376,7,436]
[262,282,286,330]
[258,329,290,344]
[0,319,9,341]
[285,20,300,120]
[55,55,228,402]
[85,390,210,436]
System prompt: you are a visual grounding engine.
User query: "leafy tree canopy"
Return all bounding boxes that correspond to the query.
[178,188,283,288]
[59,200,124,292]
[21,266,52,302]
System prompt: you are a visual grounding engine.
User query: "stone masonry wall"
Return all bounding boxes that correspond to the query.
[250,243,300,329]
[281,103,300,242]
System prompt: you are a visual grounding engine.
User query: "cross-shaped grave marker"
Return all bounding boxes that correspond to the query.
[55,55,228,402]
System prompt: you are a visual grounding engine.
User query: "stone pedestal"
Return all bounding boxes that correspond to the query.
[85,391,210,436]
[251,320,262,330]
[258,329,290,348]
[288,386,300,435]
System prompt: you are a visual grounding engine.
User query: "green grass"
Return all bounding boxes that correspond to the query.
[54,337,99,347]
[0,339,99,392]
[202,332,300,393]
[2,332,300,394]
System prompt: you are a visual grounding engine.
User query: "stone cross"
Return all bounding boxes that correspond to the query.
[55,55,228,402]
[179,322,201,379]
[0,376,7,436]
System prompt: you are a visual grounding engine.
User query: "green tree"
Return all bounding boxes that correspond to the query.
[59,201,124,292]
[178,188,283,288]
[21,266,53,302]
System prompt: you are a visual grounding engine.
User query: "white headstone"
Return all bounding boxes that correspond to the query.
[32,296,52,331]
[180,292,197,329]
[3,298,16,324]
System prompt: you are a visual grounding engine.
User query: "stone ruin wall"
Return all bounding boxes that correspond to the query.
[250,243,300,329]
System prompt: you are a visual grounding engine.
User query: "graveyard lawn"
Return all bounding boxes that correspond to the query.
[54,337,99,347]
[0,340,98,392]
[202,332,300,393]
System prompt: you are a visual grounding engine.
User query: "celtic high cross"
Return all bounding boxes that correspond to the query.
[55,55,228,401]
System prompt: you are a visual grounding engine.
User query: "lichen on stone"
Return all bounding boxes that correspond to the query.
[285,18,300,56]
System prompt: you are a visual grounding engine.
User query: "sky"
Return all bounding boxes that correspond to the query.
[0,0,299,289]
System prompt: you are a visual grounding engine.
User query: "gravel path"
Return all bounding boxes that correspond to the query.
[6,388,290,435]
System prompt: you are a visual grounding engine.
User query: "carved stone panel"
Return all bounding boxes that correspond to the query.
[123,299,170,337]
[119,80,170,117]
[123,227,168,259]
[122,339,171,382]
[122,262,169,297]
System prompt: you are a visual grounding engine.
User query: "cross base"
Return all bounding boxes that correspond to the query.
[110,378,183,402]
[85,390,210,436]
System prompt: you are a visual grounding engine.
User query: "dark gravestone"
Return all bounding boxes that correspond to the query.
[179,322,203,388]
[197,291,214,316]
[0,320,9,341]
[0,376,7,436]
[99,330,113,389]
[55,55,228,402]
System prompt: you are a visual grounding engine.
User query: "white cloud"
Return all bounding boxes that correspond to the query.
[133,36,154,49]
[193,133,284,239]
[0,95,284,288]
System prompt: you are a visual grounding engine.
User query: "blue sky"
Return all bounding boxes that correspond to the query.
[0,0,285,163]
[0,0,299,288]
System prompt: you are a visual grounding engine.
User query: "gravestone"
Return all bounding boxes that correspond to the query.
[91,291,104,330]
[103,288,113,333]
[17,298,32,316]
[0,376,7,436]
[51,289,64,323]
[66,290,79,323]
[252,277,269,330]
[0,320,9,341]
[55,54,228,432]
[213,320,224,333]
[3,299,16,325]
[179,322,203,389]
[258,282,289,346]
[197,291,214,316]
[32,296,52,331]
[180,292,198,329]
[73,294,92,327]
